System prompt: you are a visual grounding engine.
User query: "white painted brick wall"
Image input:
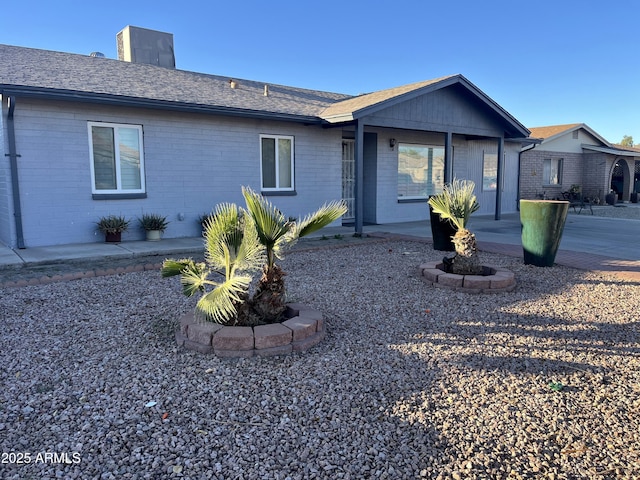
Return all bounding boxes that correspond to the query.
[11,99,343,247]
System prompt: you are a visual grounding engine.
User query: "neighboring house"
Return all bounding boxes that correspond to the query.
[1,26,532,249]
[520,123,640,203]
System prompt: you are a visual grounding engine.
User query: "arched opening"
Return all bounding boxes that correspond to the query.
[610,160,626,200]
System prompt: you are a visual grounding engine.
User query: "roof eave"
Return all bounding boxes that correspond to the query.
[581,144,640,157]
[0,85,325,125]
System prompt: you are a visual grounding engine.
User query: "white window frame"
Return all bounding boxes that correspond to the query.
[543,158,563,186]
[259,134,295,192]
[88,122,146,195]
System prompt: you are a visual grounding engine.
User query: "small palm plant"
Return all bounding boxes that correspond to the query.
[163,187,347,325]
[162,203,265,325]
[242,186,347,322]
[428,179,482,275]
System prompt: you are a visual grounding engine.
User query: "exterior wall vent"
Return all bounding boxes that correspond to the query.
[116,25,175,69]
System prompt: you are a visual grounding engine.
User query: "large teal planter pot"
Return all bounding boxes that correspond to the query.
[520,200,569,267]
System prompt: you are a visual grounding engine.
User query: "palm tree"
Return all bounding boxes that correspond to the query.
[161,202,265,325]
[163,188,347,325]
[242,186,347,322]
[427,179,482,275]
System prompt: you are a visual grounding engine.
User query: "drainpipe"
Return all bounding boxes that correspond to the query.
[518,142,537,212]
[5,96,25,248]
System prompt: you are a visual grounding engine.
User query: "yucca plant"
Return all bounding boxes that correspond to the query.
[138,213,169,232]
[428,179,482,275]
[162,203,265,325]
[242,186,347,322]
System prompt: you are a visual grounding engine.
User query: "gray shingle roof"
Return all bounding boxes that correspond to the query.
[0,43,529,139]
[0,44,352,122]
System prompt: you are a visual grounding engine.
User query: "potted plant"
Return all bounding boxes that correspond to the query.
[605,190,617,205]
[139,213,169,241]
[427,179,482,275]
[97,215,130,243]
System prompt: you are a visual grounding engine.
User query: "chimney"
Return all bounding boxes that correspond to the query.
[117,26,175,68]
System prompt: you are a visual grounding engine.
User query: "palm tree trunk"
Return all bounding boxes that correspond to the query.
[251,264,287,323]
[451,228,482,275]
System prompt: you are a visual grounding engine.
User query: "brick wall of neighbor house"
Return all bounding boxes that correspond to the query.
[583,152,610,201]
[10,99,343,247]
[519,150,583,200]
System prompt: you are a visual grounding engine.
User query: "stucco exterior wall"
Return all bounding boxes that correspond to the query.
[9,99,343,247]
[534,129,601,153]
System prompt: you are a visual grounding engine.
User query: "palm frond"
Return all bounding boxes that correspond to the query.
[179,262,215,297]
[295,200,348,238]
[428,178,479,230]
[161,258,198,277]
[202,204,264,277]
[195,274,253,324]
[203,203,242,269]
[242,186,292,249]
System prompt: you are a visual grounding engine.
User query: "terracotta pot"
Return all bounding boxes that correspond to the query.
[105,232,121,243]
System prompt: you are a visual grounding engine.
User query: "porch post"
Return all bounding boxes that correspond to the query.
[444,131,453,183]
[354,119,364,235]
[495,136,504,220]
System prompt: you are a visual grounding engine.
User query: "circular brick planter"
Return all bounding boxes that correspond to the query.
[418,261,516,293]
[175,303,325,357]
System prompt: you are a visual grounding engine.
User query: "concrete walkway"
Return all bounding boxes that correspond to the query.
[1,211,639,282]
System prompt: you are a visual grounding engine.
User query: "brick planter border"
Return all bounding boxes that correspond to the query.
[175,303,325,357]
[418,261,516,293]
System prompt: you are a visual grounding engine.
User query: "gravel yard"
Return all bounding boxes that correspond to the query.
[1,239,639,479]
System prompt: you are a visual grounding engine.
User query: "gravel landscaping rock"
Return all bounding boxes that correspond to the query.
[1,240,639,479]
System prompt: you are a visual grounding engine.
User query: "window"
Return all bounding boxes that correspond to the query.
[260,135,294,191]
[483,152,498,191]
[397,143,444,199]
[543,158,563,185]
[88,122,145,195]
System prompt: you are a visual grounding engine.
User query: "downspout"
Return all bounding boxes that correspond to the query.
[518,142,537,211]
[5,96,25,248]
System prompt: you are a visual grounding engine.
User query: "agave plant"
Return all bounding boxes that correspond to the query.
[428,179,482,275]
[242,186,347,322]
[162,202,265,325]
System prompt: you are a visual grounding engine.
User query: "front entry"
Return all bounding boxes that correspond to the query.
[611,161,625,200]
[342,139,355,223]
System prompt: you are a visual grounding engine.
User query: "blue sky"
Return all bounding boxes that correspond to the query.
[3,0,639,143]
